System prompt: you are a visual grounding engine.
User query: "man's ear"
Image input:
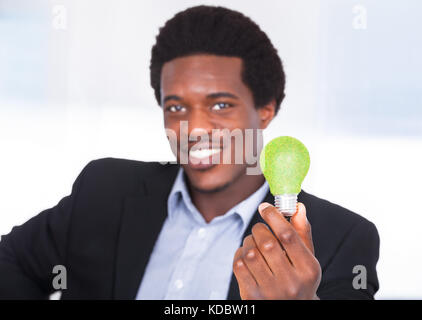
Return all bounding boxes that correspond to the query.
[258,99,276,129]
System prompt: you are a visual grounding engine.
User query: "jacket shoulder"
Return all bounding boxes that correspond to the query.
[299,190,375,233]
[79,157,179,195]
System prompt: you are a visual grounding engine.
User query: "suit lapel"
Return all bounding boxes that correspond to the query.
[226,190,274,300]
[113,164,179,299]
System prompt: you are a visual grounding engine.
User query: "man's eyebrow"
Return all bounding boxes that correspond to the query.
[163,95,182,104]
[206,92,239,100]
[162,92,239,104]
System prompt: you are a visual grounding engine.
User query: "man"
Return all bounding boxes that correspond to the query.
[0,5,379,300]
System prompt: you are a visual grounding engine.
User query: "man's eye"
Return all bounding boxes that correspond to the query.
[166,105,186,113]
[211,102,232,111]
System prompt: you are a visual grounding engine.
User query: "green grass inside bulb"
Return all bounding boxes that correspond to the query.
[260,136,310,195]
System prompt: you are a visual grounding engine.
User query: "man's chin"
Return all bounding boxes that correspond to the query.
[189,180,233,194]
[181,163,245,195]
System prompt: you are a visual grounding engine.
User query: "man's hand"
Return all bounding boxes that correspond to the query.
[233,202,321,300]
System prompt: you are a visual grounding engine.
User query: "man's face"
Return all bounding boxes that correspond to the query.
[161,54,274,193]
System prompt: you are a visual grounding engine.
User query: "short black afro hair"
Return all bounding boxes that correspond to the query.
[150,5,286,114]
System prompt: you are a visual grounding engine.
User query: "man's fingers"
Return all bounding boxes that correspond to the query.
[258,202,314,268]
[241,235,274,286]
[250,222,292,277]
[233,246,259,299]
[290,202,314,254]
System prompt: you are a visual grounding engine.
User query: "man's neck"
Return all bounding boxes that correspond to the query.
[186,171,266,223]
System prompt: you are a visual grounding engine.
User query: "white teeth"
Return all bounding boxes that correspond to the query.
[189,148,221,159]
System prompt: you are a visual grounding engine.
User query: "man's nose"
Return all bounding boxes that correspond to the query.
[186,108,214,138]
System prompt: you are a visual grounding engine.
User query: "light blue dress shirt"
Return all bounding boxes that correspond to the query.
[136,168,269,300]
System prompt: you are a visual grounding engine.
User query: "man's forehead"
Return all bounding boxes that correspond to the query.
[160,54,245,96]
[163,54,242,70]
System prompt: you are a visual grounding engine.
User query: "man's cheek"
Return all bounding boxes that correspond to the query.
[164,127,179,156]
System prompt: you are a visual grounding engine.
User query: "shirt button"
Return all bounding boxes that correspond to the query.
[197,227,207,239]
[174,279,184,290]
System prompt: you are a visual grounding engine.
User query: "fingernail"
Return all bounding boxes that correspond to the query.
[258,202,272,212]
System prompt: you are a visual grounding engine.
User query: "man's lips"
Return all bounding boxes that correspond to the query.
[179,146,224,169]
[189,148,221,159]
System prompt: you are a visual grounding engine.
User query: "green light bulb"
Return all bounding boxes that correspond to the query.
[260,136,310,217]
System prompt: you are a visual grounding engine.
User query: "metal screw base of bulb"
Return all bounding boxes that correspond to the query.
[274,194,298,220]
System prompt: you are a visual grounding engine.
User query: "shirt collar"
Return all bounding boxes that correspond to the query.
[167,167,193,220]
[167,167,269,228]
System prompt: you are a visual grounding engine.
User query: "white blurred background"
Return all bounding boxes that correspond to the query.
[1,0,421,299]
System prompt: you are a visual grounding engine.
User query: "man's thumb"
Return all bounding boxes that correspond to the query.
[290,202,314,254]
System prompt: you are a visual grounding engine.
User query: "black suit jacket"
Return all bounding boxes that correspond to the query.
[0,158,380,299]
